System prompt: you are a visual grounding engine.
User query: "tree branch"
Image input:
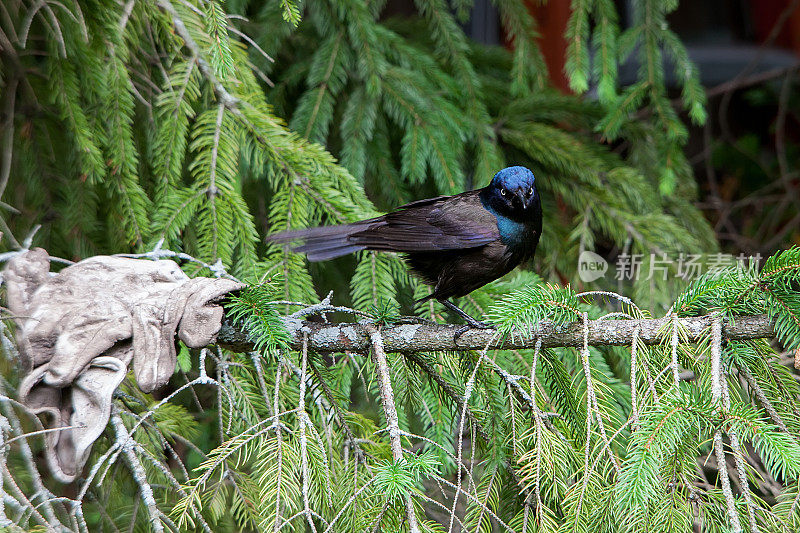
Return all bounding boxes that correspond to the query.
[156,0,239,109]
[364,324,421,533]
[217,313,776,354]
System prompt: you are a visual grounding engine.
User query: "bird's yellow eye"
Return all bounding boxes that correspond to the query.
[500,188,507,196]
[528,187,533,197]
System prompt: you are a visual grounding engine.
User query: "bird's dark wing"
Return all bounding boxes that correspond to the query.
[267,191,500,261]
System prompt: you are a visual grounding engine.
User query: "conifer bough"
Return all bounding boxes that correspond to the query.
[216,313,776,354]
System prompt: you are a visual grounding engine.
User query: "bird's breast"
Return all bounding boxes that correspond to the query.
[494,213,535,252]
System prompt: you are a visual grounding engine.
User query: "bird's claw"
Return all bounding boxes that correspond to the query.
[453,320,496,343]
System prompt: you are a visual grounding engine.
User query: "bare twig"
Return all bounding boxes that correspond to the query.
[402,350,536,507]
[775,69,794,181]
[530,337,543,511]
[718,0,800,139]
[449,331,497,533]
[272,352,284,532]
[110,412,164,533]
[297,334,319,533]
[580,313,622,475]
[0,381,60,528]
[734,361,790,434]
[364,323,420,533]
[307,357,366,462]
[705,64,800,99]
[670,312,680,386]
[402,351,489,442]
[630,322,640,429]
[711,316,743,533]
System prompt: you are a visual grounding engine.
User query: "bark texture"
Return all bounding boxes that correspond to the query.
[217,313,776,354]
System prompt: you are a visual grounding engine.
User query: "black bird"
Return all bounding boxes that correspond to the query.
[268,166,542,328]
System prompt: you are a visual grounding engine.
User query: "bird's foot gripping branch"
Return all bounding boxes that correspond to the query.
[2,247,800,532]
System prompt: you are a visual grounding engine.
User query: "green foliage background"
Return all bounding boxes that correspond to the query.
[1,0,800,532]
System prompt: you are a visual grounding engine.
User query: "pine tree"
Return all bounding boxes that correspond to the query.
[1,1,799,532]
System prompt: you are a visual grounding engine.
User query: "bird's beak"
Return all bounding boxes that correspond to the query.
[521,193,535,209]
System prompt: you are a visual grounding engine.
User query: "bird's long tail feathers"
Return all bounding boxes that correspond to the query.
[266,223,372,261]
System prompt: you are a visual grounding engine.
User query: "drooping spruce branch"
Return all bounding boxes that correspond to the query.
[364,324,421,532]
[216,313,776,354]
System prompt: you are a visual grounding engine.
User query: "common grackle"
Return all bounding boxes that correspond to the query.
[268,166,542,328]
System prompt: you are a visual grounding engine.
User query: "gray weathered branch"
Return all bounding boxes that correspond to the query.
[216,313,776,354]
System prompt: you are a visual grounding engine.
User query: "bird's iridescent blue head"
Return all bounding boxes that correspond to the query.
[485,166,538,214]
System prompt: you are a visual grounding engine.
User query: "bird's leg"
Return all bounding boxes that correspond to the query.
[439,299,495,341]
[439,299,492,328]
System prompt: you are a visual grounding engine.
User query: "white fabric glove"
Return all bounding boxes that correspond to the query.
[5,249,243,482]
